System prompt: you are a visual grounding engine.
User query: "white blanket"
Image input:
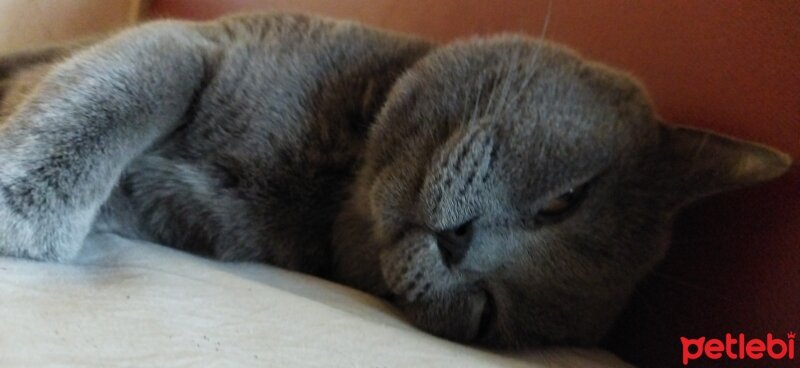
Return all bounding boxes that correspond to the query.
[0,233,630,367]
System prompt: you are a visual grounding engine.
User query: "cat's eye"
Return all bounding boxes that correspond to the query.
[536,184,589,221]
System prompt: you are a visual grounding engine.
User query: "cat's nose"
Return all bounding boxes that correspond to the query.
[435,220,474,266]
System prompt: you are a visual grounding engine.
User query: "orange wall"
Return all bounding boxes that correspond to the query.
[0,0,143,53]
[150,2,798,366]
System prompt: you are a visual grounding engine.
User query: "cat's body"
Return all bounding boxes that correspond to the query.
[0,13,791,347]
[1,14,429,274]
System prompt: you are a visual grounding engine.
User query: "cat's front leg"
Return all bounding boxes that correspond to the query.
[0,21,214,261]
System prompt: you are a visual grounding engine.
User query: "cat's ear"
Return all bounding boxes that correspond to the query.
[656,123,792,201]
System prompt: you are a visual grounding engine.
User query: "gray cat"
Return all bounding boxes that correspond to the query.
[0,13,791,347]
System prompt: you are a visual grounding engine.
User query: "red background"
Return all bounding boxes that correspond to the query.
[149,2,799,366]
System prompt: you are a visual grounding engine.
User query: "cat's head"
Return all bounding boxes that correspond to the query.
[333,35,791,347]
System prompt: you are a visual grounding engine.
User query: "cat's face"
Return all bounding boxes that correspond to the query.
[334,36,790,347]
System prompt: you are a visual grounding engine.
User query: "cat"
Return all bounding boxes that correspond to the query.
[0,13,791,348]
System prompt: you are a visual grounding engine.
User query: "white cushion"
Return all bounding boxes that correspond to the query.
[0,233,630,367]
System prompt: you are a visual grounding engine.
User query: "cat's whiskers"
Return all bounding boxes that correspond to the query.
[690,132,710,163]
[482,48,516,123]
[490,47,523,123]
[501,0,554,118]
[466,73,485,125]
[459,70,476,124]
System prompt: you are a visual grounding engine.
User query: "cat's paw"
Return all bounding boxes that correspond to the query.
[0,187,87,262]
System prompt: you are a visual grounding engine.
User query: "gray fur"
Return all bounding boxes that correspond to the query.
[0,13,791,347]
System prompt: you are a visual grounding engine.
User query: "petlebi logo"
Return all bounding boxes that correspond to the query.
[681,332,796,365]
